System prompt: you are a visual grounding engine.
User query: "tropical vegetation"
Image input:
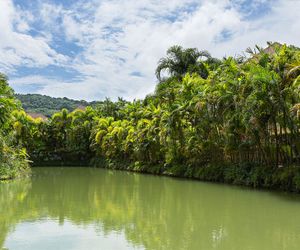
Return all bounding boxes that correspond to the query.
[2,42,300,191]
[0,74,30,180]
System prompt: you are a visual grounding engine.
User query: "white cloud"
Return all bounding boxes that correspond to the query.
[2,0,300,100]
[5,220,142,250]
[0,0,68,72]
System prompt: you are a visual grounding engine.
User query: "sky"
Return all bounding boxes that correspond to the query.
[0,0,299,101]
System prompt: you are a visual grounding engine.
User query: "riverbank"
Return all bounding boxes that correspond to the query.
[0,165,31,181]
[91,158,300,193]
[0,154,31,181]
[6,44,300,193]
[30,155,300,193]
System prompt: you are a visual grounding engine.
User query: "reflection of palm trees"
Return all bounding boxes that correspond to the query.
[2,168,300,250]
[0,179,32,247]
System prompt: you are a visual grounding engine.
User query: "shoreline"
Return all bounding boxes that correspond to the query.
[31,158,300,194]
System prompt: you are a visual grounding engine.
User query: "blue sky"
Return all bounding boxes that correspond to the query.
[0,0,299,101]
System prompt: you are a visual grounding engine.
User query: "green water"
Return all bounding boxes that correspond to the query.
[1,167,300,250]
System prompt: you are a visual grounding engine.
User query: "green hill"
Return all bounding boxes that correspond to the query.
[15,94,91,117]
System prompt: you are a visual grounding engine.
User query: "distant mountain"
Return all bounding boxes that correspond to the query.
[15,94,97,117]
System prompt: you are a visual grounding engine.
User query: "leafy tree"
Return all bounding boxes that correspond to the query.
[0,74,30,179]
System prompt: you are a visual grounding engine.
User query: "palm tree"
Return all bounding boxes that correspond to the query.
[155,45,218,81]
[50,109,72,151]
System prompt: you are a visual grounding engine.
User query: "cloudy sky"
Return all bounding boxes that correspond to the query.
[0,0,299,101]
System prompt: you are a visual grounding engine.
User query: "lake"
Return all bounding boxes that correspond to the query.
[1,167,300,250]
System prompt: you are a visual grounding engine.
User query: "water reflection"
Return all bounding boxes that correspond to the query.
[1,167,300,250]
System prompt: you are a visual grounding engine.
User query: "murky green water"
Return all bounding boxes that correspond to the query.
[1,167,300,250]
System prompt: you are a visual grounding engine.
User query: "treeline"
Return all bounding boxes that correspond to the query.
[3,42,300,191]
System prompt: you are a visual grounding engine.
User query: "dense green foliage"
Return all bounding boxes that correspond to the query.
[0,75,30,180]
[4,42,300,191]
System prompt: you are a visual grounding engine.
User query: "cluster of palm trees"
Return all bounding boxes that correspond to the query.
[4,42,300,182]
[88,43,300,169]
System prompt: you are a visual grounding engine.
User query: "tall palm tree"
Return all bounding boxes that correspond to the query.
[155,45,218,81]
